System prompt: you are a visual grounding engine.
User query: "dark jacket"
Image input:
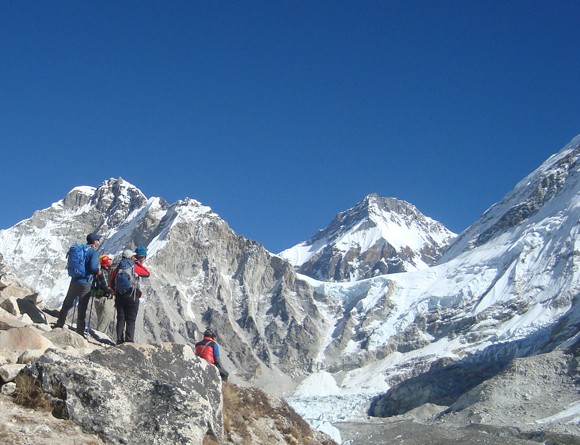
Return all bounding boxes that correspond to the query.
[74,245,100,286]
[92,266,112,298]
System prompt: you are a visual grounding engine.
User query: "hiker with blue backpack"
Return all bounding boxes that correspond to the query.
[54,232,101,336]
[110,247,150,344]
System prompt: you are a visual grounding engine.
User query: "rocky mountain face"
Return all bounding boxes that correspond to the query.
[0,178,336,386]
[279,194,456,281]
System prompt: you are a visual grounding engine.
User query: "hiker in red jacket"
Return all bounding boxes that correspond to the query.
[110,246,150,344]
[195,328,229,381]
[133,245,150,298]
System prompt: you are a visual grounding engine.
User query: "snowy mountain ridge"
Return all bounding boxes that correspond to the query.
[279,194,456,281]
[441,134,580,261]
[288,136,580,439]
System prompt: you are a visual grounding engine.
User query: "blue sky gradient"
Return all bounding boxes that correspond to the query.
[1,1,578,252]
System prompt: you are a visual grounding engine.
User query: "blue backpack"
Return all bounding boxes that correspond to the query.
[115,258,136,295]
[67,244,89,278]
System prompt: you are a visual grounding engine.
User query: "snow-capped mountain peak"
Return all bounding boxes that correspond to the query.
[279,193,456,281]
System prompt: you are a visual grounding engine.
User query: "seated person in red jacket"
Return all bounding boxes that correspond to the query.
[195,328,229,381]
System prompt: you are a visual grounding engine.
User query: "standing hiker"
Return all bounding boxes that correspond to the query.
[93,254,114,334]
[133,245,150,298]
[55,232,101,336]
[110,248,150,344]
[195,328,229,381]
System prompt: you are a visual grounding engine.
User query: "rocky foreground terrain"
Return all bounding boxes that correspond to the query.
[0,270,336,445]
[2,276,579,445]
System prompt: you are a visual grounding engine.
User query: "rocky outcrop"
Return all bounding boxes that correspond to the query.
[22,343,224,445]
[368,343,580,443]
[0,272,225,445]
[0,271,336,445]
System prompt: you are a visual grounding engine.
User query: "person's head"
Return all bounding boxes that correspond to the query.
[203,328,216,339]
[122,249,136,259]
[87,232,101,246]
[135,246,147,260]
[99,254,113,268]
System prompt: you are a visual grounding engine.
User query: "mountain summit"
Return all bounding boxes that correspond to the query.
[279,194,456,281]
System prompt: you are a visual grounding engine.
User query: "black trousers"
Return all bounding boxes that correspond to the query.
[115,290,140,344]
[56,280,91,334]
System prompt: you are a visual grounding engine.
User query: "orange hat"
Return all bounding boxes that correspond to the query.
[99,255,112,266]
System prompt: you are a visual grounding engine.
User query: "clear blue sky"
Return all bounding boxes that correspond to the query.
[1,1,578,253]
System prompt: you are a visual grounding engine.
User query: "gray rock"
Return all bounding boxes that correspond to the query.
[1,381,16,395]
[0,311,27,330]
[0,326,54,352]
[22,342,224,445]
[17,349,45,364]
[0,297,19,316]
[42,328,89,349]
[16,297,47,324]
[0,363,26,382]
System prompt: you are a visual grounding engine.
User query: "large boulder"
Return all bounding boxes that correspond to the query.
[0,308,28,330]
[21,342,224,444]
[42,328,91,349]
[0,326,54,352]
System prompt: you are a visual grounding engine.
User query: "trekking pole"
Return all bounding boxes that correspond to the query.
[112,304,117,343]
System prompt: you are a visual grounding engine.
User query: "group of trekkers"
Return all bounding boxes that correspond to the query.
[54,232,229,381]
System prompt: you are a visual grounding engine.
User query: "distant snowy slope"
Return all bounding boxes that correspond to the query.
[328,136,577,383]
[440,134,580,263]
[287,135,580,440]
[279,194,456,281]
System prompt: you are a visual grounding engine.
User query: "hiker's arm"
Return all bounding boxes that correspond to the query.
[213,346,229,380]
[87,249,100,275]
[213,344,225,369]
[135,262,150,277]
[100,271,113,296]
